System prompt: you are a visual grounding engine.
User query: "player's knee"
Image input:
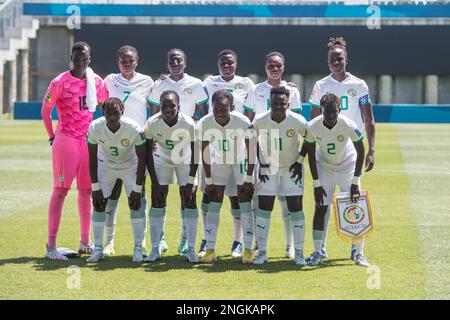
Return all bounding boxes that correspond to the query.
[54,187,69,199]
[229,196,239,209]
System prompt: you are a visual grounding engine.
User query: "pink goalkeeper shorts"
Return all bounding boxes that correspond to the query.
[52,132,91,190]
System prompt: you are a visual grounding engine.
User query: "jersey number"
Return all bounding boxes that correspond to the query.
[123,91,131,103]
[340,96,349,110]
[78,96,88,111]
[165,140,175,150]
[218,139,230,152]
[274,138,283,151]
[327,143,336,155]
[110,146,119,156]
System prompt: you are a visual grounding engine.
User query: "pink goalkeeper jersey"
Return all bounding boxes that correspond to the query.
[42,70,109,140]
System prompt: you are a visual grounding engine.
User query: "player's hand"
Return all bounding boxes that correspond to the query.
[92,190,107,212]
[314,186,327,207]
[182,183,197,207]
[350,184,360,203]
[151,184,165,208]
[128,191,141,211]
[238,182,254,201]
[289,162,303,185]
[365,150,375,172]
[259,165,270,183]
[48,136,55,146]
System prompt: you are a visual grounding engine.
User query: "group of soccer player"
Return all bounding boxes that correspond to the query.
[41,36,375,267]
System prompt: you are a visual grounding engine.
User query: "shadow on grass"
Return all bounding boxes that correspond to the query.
[0,255,356,273]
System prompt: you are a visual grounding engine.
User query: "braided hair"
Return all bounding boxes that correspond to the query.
[327,36,347,52]
[320,93,340,111]
[102,97,124,114]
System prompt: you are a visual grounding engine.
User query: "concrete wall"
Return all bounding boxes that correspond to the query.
[29,26,73,101]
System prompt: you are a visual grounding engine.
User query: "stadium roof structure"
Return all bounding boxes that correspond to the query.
[22,0,450,25]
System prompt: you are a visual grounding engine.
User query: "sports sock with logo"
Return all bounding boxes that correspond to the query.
[239,201,254,251]
[131,208,146,247]
[104,198,119,245]
[255,209,271,253]
[231,208,243,243]
[184,208,199,249]
[205,202,222,250]
[313,229,324,253]
[150,207,166,249]
[47,187,69,249]
[278,196,293,249]
[92,210,106,249]
[290,210,305,253]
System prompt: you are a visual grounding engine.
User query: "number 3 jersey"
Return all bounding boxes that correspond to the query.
[42,70,109,140]
[305,114,363,170]
[143,112,197,165]
[104,72,154,127]
[253,110,308,174]
[87,116,146,170]
[309,73,370,132]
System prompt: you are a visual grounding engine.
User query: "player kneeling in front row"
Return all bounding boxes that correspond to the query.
[144,90,200,263]
[87,98,147,263]
[199,89,255,264]
[305,93,368,267]
[253,86,313,266]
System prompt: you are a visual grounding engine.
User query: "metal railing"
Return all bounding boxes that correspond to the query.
[0,0,23,39]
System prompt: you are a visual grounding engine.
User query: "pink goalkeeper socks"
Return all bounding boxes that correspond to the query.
[78,189,92,244]
[47,187,69,249]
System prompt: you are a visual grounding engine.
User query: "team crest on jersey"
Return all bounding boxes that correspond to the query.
[230,131,239,140]
[45,93,52,103]
[235,83,244,90]
[136,85,145,94]
[121,139,130,146]
[337,135,345,142]
[177,132,186,141]
[183,88,193,95]
[347,88,357,97]
[286,129,295,138]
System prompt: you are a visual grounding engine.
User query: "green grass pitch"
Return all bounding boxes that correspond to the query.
[0,120,449,300]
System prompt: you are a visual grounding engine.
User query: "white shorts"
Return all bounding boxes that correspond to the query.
[98,161,137,198]
[200,162,247,197]
[154,154,191,186]
[318,162,358,206]
[257,166,305,197]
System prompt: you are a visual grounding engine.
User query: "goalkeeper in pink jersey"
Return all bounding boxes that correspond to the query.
[41,42,108,260]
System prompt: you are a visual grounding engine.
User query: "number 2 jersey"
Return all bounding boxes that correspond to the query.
[42,70,108,140]
[309,73,370,132]
[305,114,363,170]
[87,116,146,170]
[104,72,154,127]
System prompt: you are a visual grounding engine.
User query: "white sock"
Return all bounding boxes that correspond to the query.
[290,210,305,253]
[201,201,208,240]
[92,211,106,249]
[180,209,187,240]
[353,239,365,255]
[130,209,146,247]
[140,195,148,248]
[239,201,253,251]
[255,209,271,253]
[313,229,324,253]
[205,202,222,250]
[322,206,332,251]
[252,195,258,246]
[184,208,198,248]
[105,199,119,244]
[150,207,166,249]
[231,208,243,243]
[278,196,293,249]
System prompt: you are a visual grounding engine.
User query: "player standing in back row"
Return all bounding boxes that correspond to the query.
[41,42,108,260]
[202,49,255,258]
[103,45,154,257]
[309,36,375,262]
[148,48,208,256]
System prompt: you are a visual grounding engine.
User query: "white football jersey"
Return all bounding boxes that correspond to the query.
[203,75,255,114]
[148,73,208,118]
[244,80,302,115]
[143,112,196,164]
[253,110,307,173]
[87,116,146,170]
[309,73,371,132]
[104,72,154,127]
[198,111,253,165]
[305,114,364,170]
